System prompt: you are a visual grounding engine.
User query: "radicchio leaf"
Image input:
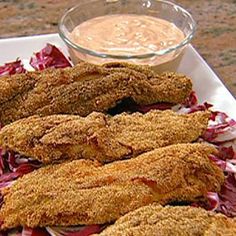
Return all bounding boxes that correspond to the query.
[182,91,198,107]
[67,225,102,236]
[178,102,213,114]
[209,154,236,173]
[208,154,227,171]
[0,148,5,176]
[135,103,174,113]
[0,59,26,77]
[0,180,14,190]
[22,227,50,236]
[46,225,102,236]
[0,148,41,185]
[30,44,71,70]
[203,111,236,143]
[206,143,236,217]
[0,162,41,183]
[206,192,220,211]
[217,173,236,217]
[218,146,235,160]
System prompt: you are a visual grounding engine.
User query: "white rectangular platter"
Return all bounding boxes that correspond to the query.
[0,33,235,119]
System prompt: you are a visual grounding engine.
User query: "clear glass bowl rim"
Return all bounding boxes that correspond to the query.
[58,0,197,59]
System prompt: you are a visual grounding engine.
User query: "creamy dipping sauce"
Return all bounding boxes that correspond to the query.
[69,14,186,70]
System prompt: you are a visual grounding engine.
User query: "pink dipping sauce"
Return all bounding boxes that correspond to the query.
[69,14,186,71]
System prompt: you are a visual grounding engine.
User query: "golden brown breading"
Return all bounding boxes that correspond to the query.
[0,143,224,229]
[0,110,210,163]
[0,62,192,125]
[94,204,236,236]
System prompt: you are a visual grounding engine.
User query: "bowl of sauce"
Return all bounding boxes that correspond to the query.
[59,0,196,72]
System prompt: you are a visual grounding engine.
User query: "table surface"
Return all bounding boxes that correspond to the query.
[0,0,235,97]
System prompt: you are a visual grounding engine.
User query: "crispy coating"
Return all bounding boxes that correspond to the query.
[0,110,210,163]
[94,204,236,236]
[0,62,192,125]
[0,143,224,229]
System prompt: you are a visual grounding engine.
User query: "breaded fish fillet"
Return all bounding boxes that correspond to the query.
[94,204,236,236]
[0,143,224,229]
[0,62,192,125]
[0,110,210,163]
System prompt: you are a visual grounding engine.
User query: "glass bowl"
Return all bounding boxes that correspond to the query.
[59,0,196,72]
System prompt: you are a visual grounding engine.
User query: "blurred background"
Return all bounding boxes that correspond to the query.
[0,0,235,97]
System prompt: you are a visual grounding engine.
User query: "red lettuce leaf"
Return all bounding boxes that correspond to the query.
[0,59,26,77]
[30,44,71,70]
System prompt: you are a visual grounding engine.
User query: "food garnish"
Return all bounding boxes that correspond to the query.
[0,59,26,77]
[30,43,71,70]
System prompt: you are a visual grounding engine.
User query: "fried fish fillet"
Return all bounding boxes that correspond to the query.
[94,204,236,236]
[0,110,210,163]
[0,143,224,229]
[0,62,192,125]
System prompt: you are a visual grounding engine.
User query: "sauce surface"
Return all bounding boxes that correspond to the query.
[70,14,185,56]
